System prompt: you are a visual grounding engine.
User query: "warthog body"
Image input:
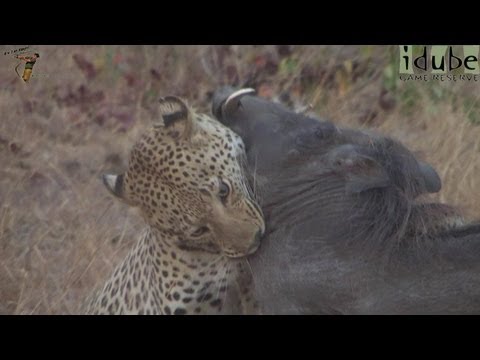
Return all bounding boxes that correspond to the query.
[212,87,480,314]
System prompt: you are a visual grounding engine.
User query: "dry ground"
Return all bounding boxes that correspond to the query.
[1,45,479,314]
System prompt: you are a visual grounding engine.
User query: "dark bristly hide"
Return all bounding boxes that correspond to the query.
[212,87,480,314]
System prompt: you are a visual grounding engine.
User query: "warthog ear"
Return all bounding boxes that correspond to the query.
[418,161,442,193]
[102,173,125,199]
[328,145,391,194]
[155,96,192,139]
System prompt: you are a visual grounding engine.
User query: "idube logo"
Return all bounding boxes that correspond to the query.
[399,46,480,82]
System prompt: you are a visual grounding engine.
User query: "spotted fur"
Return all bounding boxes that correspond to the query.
[84,96,265,315]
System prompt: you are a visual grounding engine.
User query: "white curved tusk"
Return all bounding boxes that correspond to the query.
[222,88,256,116]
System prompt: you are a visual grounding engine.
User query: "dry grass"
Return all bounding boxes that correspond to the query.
[1,45,479,314]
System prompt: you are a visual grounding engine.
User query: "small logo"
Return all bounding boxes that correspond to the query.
[399,46,480,81]
[3,46,41,82]
[14,52,40,82]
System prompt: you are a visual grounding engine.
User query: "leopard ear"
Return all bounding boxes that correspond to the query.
[155,96,193,139]
[102,174,125,199]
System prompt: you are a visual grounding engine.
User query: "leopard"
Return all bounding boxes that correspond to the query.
[84,95,265,315]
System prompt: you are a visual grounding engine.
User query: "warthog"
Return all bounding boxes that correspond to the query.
[212,87,480,314]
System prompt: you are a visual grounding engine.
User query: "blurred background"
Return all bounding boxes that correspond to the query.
[1,45,479,314]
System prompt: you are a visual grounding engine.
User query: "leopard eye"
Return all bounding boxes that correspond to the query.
[218,179,231,202]
[191,226,210,238]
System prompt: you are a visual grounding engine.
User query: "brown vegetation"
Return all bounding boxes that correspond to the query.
[1,45,479,314]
